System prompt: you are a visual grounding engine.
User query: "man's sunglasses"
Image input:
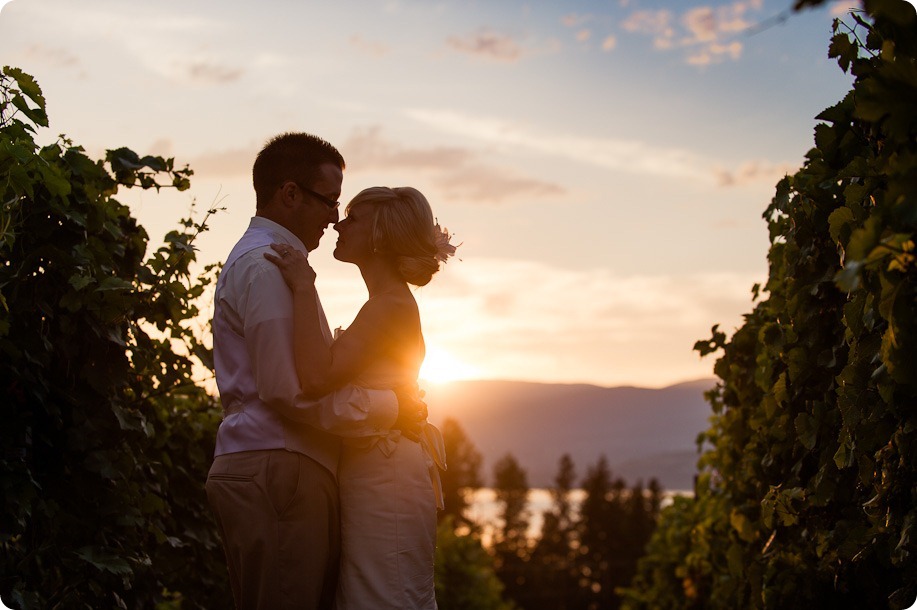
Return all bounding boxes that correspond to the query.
[296,183,341,210]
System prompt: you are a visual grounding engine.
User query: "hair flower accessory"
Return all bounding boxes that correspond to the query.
[433,220,460,263]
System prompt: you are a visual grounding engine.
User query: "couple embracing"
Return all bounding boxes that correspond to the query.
[205,132,456,609]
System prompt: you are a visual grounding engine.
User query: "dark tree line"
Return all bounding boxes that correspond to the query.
[439,417,665,610]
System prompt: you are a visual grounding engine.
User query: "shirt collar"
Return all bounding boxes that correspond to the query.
[249,216,308,255]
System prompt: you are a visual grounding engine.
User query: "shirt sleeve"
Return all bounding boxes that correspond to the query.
[239,254,399,436]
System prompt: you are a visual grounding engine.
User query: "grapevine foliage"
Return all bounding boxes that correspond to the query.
[0,66,230,608]
[621,1,917,608]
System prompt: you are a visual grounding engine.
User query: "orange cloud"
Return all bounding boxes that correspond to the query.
[148,138,174,158]
[623,0,764,66]
[561,12,618,51]
[621,9,676,49]
[341,126,564,204]
[561,13,590,27]
[23,44,82,70]
[714,160,797,187]
[190,147,255,177]
[829,1,860,16]
[683,7,719,42]
[686,40,743,66]
[404,107,793,187]
[434,164,564,203]
[180,127,565,205]
[446,29,524,62]
[349,34,391,57]
[184,60,243,84]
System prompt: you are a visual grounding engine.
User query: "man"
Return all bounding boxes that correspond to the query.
[205,132,422,610]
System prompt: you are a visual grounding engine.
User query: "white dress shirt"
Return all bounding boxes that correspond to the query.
[212,216,398,475]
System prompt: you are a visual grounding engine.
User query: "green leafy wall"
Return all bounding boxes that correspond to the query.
[0,66,230,609]
[621,1,917,607]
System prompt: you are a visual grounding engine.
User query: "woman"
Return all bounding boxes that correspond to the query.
[265,186,456,609]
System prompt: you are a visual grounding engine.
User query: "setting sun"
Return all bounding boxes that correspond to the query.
[419,346,478,384]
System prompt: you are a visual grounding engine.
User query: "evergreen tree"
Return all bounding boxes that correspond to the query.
[435,516,515,610]
[528,454,579,609]
[636,478,664,551]
[439,417,483,531]
[492,453,531,608]
[610,479,663,603]
[576,456,619,609]
[553,453,578,536]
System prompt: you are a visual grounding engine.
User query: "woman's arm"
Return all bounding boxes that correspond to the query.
[287,276,335,395]
[264,244,403,398]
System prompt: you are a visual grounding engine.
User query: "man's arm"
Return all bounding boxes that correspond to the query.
[247,307,426,438]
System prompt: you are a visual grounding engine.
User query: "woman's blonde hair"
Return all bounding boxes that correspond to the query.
[347,186,440,286]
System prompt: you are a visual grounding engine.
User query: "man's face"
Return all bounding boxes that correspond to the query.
[289,162,343,251]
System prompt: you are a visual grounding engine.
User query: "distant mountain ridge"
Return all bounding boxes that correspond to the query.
[424,378,716,491]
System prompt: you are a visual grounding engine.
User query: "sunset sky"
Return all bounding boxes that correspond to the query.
[1,0,866,388]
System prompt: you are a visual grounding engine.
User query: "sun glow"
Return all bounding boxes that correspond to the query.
[419,345,478,384]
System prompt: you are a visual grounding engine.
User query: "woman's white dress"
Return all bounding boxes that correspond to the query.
[335,356,445,610]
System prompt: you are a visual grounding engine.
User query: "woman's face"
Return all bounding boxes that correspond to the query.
[333,202,375,264]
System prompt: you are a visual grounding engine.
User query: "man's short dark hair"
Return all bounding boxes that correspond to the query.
[252,132,345,209]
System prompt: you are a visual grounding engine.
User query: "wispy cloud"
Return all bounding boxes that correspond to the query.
[829,1,860,17]
[349,34,391,57]
[190,146,256,177]
[621,9,676,50]
[561,13,591,28]
[23,3,246,85]
[184,60,243,84]
[561,12,619,51]
[316,256,763,387]
[110,131,540,206]
[446,29,525,62]
[341,126,564,204]
[183,126,566,205]
[342,127,472,169]
[714,160,796,186]
[148,138,174,158]
[405,108,787,186]
[622,0,764,66]
[22,44,82,71]
[185,115,792,192]
[433,164,564,202]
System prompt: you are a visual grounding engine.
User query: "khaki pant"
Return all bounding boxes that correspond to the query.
[206,449,340,610]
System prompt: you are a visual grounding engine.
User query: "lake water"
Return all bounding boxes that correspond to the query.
[464,488,692,546]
